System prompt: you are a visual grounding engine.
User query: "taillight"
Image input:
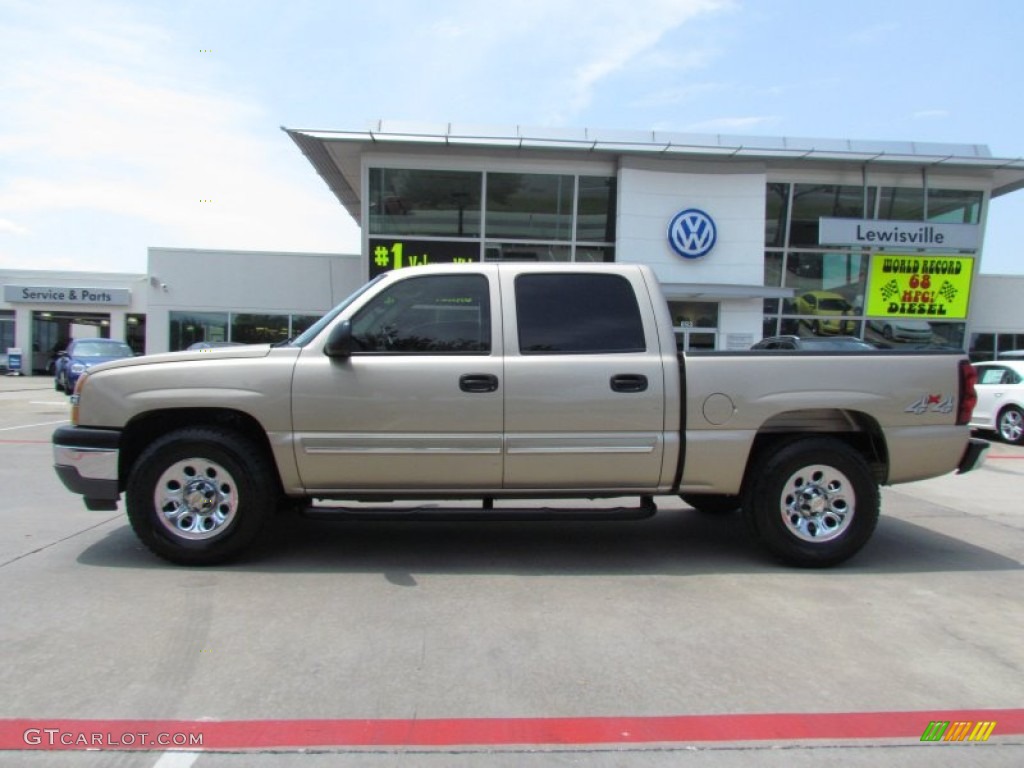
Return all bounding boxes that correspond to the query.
[957,360,977,426]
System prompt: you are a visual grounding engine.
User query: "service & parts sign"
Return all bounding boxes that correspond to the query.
[865,254,973,320]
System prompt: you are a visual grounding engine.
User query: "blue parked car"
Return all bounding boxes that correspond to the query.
[54,339,135,394]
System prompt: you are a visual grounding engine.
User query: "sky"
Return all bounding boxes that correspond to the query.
[1,0,1023,275]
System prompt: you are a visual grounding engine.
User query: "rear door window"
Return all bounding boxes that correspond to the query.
[514,273,646,354]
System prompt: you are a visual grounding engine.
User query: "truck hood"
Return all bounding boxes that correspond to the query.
[83,344,274,374]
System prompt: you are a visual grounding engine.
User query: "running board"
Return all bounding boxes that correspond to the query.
[301,496,657,522]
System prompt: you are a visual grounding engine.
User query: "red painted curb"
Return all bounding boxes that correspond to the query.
[3,709,1023,751]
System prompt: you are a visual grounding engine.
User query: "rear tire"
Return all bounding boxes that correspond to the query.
[743,438,879,567]
[125,427,278,565]
[997,406,1024,445]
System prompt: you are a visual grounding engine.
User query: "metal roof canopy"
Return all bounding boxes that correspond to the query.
[284,120,1024,224]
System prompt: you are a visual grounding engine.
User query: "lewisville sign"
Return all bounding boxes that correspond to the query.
[819,218,980,251]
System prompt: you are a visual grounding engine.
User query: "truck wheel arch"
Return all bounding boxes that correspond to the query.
[118,408,282,495]
[746,408,889,486]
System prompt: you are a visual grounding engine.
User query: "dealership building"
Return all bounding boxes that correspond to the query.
[4,121,1024,373]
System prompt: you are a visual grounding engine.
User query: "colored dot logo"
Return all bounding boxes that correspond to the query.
[199,199,213,203]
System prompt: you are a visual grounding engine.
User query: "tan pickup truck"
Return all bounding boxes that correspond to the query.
[53,264,988,567]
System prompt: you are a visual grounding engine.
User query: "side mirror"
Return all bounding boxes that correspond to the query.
[324,320,354,358]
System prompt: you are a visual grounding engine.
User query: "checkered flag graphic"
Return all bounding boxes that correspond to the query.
[879,280,900,301]
[939,281,958,302]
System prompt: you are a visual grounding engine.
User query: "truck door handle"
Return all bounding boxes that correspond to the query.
[610,374,648,393]
[459,374,499,393]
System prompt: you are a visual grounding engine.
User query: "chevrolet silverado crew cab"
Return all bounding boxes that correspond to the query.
[53,264,987,567]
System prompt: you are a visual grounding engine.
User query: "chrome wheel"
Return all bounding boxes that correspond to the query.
[999,408,1024,444]
[154,458,238,540]
[779,464,855,543]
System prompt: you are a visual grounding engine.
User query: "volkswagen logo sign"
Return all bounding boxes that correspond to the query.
[668,208,717,259]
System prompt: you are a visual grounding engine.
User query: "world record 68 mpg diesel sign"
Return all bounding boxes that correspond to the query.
[865,254,973,320]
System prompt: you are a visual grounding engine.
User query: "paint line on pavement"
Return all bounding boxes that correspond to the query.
[152,752,200,768]
[0,419,68,432]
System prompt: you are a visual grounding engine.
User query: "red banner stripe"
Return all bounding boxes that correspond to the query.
[3,709,1024,751]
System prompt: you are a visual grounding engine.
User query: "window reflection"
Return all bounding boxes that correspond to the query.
[169,311,228,351]
[927,189,983,224]
[231,313,290,344]
[576,176,617,242]
[789,184,870,246]
[765,183,789,247]
[369,169,482,237]
[486,173,573,240]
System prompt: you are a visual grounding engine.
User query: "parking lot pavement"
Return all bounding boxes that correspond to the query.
[0,379,1022,766]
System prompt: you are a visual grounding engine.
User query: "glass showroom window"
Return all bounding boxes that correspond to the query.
[0,312,14,367]
[126,314,146,355]
[485,243,572,262]
[779,253,866,340]
[876,186,925,221]
[486,172,573,240]
[231,313,290,344]
[576,176,617,243]
[789,184,873,246]
[483,174,616,262]
[169,311,228,351]
[765,182,789,247]
[927,188,983,224]
[291,314,322,337]
[574,245,615,262]
[368,168,482,237]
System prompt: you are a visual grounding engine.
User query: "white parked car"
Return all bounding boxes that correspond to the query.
[868,318,933,343]
[971,361,1024,444]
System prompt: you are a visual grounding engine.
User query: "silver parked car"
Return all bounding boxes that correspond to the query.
[971,361,1024,444]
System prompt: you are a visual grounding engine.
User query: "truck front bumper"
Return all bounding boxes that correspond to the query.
[956,437,990,474]
[52,426,122,511]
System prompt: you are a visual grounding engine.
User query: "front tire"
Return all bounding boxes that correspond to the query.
[997,406,1024,445]
[743,438,879,567]
[126,427,278,565]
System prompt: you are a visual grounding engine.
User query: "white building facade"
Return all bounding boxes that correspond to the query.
[5,123,1024,374]
[286,122,1024,356]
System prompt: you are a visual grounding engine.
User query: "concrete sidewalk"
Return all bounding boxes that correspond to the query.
[0,374,55,393]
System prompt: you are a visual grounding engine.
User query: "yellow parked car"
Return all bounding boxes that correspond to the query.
[795,291,856,335]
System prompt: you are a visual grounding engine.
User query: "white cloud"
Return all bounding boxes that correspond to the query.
[397,0,734,125]
[682,115,781,133]
[559,0,735,117]
[0,218,30,236]
[630,82,726,109]
[0,0,358,271]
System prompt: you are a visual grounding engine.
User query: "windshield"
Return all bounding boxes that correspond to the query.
[72,341,134,358]
[291,276,386,347]
[817,298,851,312]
